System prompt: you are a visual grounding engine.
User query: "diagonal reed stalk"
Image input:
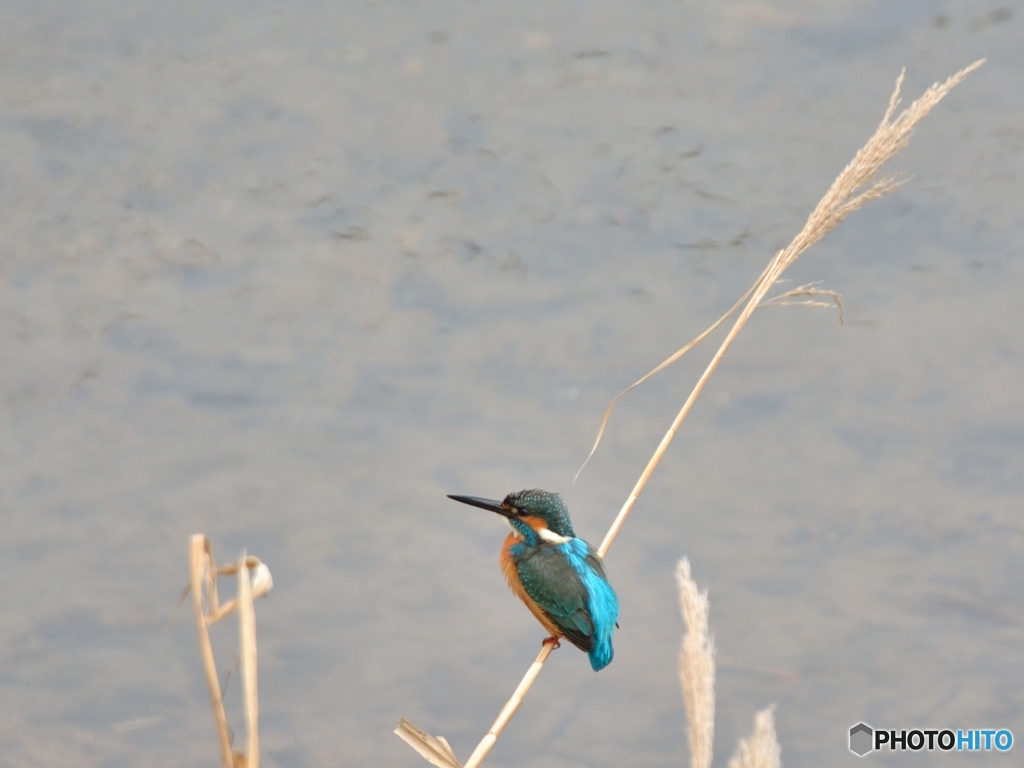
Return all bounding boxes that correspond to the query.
[190,535,274,768]
[397,60,983,768]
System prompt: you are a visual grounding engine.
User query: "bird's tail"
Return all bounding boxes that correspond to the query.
[588,639,614,671]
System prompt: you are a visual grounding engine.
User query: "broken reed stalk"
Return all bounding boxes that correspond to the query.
[397,60,983,768]
[191,536,235,768]
[189,534,274,768]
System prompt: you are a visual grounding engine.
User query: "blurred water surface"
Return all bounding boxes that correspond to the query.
[1,1,1022,766]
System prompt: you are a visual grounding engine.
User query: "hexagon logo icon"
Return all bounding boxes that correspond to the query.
[850,722,874,756]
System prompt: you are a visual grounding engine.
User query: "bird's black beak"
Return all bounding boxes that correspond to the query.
[447,494,514,518]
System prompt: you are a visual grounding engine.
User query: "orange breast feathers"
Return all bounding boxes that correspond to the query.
[499,528,563,639]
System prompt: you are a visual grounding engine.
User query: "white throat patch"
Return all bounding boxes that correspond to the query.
[537,527,572,545]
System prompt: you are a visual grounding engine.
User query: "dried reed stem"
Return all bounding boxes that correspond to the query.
[189,536,273,768]
[727,707,781,768]
[677,559,715,768]
[238,551,260,768]
[190,535,235,768]
[462,643,555,768]
[397,60,983,768]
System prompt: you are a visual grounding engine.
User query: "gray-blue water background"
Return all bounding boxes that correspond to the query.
[1,1,1022,766]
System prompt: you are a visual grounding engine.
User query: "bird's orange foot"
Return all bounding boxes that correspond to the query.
[542,636,561,649]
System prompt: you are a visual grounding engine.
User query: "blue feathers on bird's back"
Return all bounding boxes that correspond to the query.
[560,539,618,671]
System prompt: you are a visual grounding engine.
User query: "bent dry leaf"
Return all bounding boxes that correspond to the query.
[395,720,463,768]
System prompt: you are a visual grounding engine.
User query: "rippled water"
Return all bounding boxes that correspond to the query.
[1,2,1022,766]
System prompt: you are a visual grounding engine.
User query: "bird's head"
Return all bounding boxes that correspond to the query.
[448,488,576,541]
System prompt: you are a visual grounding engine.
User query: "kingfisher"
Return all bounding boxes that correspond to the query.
[448,489,619,671]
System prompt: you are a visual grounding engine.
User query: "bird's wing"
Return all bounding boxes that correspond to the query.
[516,547,595,652]
[584,544,608,580]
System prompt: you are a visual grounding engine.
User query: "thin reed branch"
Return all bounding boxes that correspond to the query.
[677,559,715,768]
[396,60,983,768]
[762,281,844,324]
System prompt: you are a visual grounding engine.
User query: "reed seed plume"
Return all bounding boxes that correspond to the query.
[677,564,781,768]
[727,707,781,768]
[677,559,716,768]
[396,61,983,768]
[765,59,983,283]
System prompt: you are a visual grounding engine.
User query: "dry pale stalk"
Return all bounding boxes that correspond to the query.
[397,60,983,768]
[677,559,715,768]
[461,643,555,768]
[728,707,781,768]
[238,550,260,768]
[191,535,235,768]
[189,536,273,768]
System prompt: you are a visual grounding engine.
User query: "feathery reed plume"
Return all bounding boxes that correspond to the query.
[677,559,716,768]
[189,535,273,768]
[727,707,781,768]
[397,61,982,768]
[677,561,780,768]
